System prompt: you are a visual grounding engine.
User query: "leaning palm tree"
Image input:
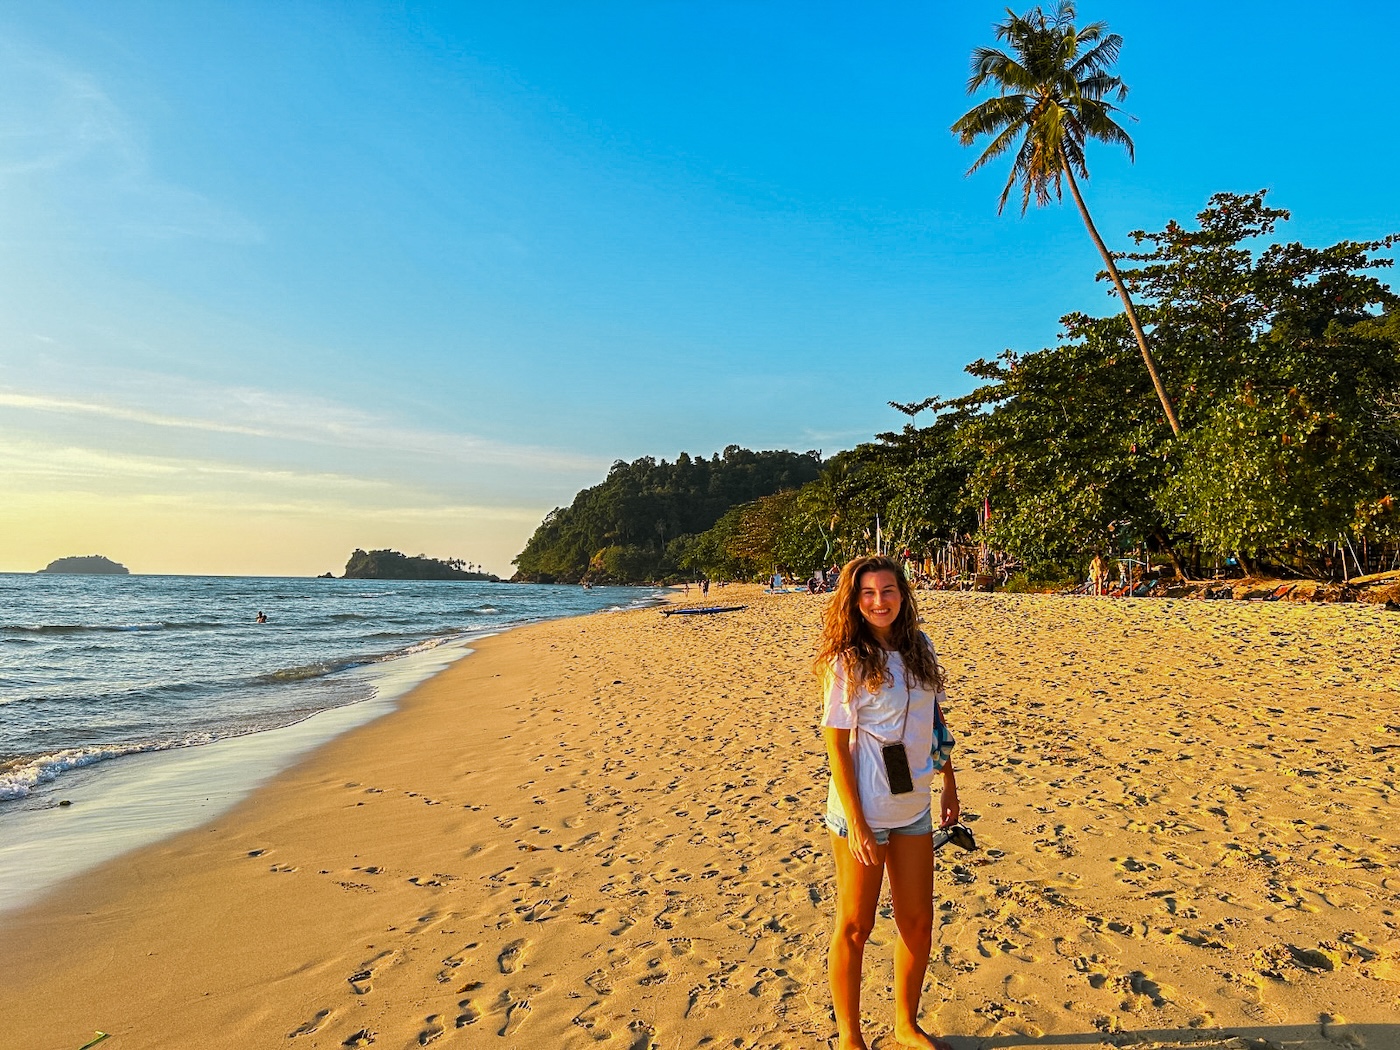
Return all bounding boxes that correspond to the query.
[952,2,1182,436]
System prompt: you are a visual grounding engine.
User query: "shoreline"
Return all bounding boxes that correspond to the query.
[3,589,1398,1048]
[0,635,482,915]
[0,582,669,912]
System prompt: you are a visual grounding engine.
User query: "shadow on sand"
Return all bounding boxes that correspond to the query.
[942,1020,1390,1049]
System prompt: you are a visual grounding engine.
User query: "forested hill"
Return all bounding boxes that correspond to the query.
[513,446,823,583]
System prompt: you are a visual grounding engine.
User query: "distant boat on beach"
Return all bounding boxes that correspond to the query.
[36,555,129,575]
[660,605,746,616]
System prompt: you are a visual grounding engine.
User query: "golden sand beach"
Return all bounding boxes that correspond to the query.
[2,589,1398,1049]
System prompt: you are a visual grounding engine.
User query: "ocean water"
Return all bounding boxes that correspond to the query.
[0,573,661,808]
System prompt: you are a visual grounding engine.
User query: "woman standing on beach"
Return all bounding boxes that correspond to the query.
[817,555,958,1050]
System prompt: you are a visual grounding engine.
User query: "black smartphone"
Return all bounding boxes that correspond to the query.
[881,743,915,795]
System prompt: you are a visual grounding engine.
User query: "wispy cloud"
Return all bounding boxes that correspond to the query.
[0,436,392,491]
[0,40,262,243]
[0,436,550,523]
[0,384,610,473]
[0,47,125,177]
[796,424,883,444]
[0,391,271,439]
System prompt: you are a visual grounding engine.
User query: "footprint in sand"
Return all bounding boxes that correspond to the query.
[346,950,394,995]
[584,968,613,996]
[455,999,481,1027]
[1321,1012,1363,1047]
[571,1004,608,1037]
[347,969,373,995]
[417,1015,444,1045]
[287,1009,330,1037]
[498,993,531,1037]
[1114,969,1168,1007]
[340,1029,375,1047]
[498,939,525,974]
[436,943,477,983]
[1075,954,1113,989]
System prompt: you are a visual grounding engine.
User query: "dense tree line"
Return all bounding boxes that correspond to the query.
[344,549,499,581]
[38,555,130,575]
[512,447,823,583]
[514,5,1398,587]
[951,193,1399,578]
[524,193,1396,586]
[666,413,979,582]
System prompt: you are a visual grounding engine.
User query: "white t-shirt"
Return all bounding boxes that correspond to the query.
[821,649,947,830]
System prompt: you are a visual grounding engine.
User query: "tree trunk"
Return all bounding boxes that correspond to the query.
[1152,529,1188,580]
[1059,154,1183,438]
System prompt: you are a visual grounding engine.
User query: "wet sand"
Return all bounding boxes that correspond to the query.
[2,589,1398,1049]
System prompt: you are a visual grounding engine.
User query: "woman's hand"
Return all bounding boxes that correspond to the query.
[847,816,881,867]
[940,773,961,827]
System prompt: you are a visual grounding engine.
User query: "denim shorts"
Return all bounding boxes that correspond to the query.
[824,806,933,845]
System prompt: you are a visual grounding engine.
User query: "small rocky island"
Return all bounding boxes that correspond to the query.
[38,555,130,575]
[341,549,499,582]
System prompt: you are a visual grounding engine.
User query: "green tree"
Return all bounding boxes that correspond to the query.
[952,319,1171,574]
[1116,192,1400,566]
[952,1,1182,436]
[677,413,981,580]
[1159,387,1373,565]
[951,192,1400,577]
[513,446,822,582]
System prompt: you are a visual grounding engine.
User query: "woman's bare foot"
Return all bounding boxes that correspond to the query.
[893,1022,950,1050]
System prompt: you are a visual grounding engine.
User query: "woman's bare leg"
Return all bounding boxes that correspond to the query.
[886,831,939,1049]
[828,831,886,1050]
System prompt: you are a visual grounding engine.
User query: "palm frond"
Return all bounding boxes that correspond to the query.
[994,8,1040,44]
[1073,22,1117,55]
[1076,101,1136,160]
[1071,34,1124,78]
[952,93,1030,146]
[1000,135,1034,214]
[967,46,1037,94]
[965,118,1030,176]
[1074,71,1128,103]
[1074,21,1106,47]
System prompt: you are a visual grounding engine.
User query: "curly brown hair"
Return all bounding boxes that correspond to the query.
[813,555,942,694]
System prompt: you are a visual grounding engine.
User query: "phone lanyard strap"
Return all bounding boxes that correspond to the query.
[897,674,911,744]
[860,662,912,747]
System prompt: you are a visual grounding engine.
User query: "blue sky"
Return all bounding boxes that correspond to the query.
[2,1,1397,575]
